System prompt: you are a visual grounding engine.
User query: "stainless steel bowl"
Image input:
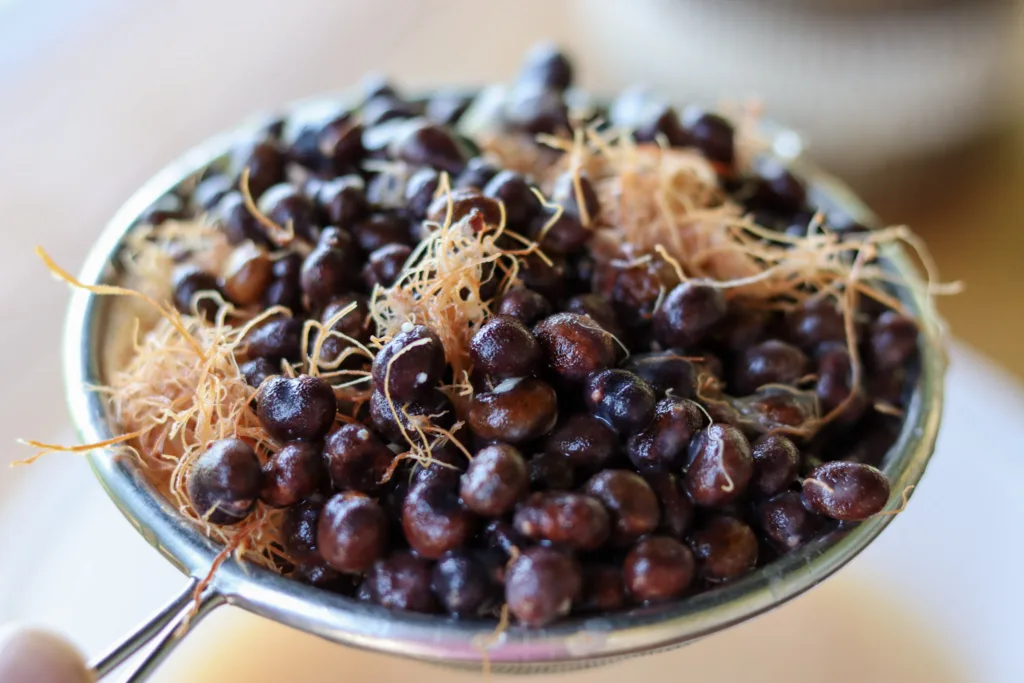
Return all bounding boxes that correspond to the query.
[64,93,946,682]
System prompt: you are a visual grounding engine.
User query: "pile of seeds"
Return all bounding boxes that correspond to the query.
[93,45,928,628]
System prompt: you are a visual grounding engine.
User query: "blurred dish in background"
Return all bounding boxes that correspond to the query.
[571,0,1022,196]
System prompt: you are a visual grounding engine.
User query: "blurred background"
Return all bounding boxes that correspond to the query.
[0,1,1022,681]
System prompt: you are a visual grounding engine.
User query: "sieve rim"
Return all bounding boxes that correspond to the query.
[63,90,945,669]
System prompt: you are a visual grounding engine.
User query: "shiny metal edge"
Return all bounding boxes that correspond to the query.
[62,93,945,669]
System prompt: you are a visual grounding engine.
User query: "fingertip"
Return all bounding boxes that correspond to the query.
[0,626,93,683]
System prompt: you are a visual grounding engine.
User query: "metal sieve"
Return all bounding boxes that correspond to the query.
[63,92,946,682]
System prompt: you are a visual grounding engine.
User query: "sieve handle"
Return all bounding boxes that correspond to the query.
[88,579,222,682]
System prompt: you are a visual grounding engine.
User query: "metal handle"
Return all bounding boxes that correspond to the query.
[89,580,221,682]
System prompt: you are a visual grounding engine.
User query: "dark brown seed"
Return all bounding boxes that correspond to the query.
[682,107,735,166]
[534,312,617,383]
[469,314,542,380]
[352,213,412,253]
[585,369,656,435]
[317,492,388,573]
[623,536,695,602]
[403,167,441,220]
[528,452,576,492]
[787,298,846,351]
[514,492,610,550]
[494,288,552,326]
[609,87,688,147]
[257,375,337,442]
[714,307,772,352]
[504,84,570,136]
[758,491,823,551]
[583,470,660,545]
[748,158,806,214]
[468,377,558,443]
[362,243,412,290]
[371,324,446,402]
[318,113,365,172]
[532,207,589,256]
[454,157,500,191]
[300,240,358,308]
[689,516,758,582]
[645,472,694,539]
[653,282,727,349]
[626,397,705,473]
[551,170,601,225]
[186,438,261,525]
[233,140,285,200]
[815,343,866,424]
[319,293,373,346]
[258,183,319,242]
[565,294,624,340]
[519,253,567,301]
[483,171,541,230]
[579,564,627,613]
[459,444,528,517]
[283,498,324,558]
[505,547,582,627]
[172,266,222,321]
[801,461,891,521]
[215,192,269,247]
[392,122,468,175]
[750,433,801,497]
[317,176,369,229]
[222,243,273,306]
[518,43,573,91]
[364,551,437,613]
[263,252,303,311]
[362,96,419,127]
[404,441,466,490]
[432,550,497,617]
[624,351,698,399]
[245,317,303,363]
[599,257,680,329]
[323,423,394,494]
[425,187,503,228]
[870,311,919,370]
[402,480,476,559]
[240,357,277,389]
[483,520,527,558]
[544,413,618,473]
[192,174,234,212]
[684,424,753,507]
[635,105,688,147]
[260,441,323,508]
[368,388,455,444]
[426,91,474,127]
[734,340,810,395]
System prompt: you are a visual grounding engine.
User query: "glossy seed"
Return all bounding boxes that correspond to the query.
[689,516,758,582]
[468,377,558,443]
[260,441,324,508]
[371,325,446,402]
[513,492,610,550]
[505,547,582,627]
[534,312,617,383]
[317,492,388,573]
[684,424,753,507]
[324,423,394,494]
[186,438,261,525]
[459,444,528,516]
[801,461,891,521]
[624,536,695,602]
[257,375,337,442]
